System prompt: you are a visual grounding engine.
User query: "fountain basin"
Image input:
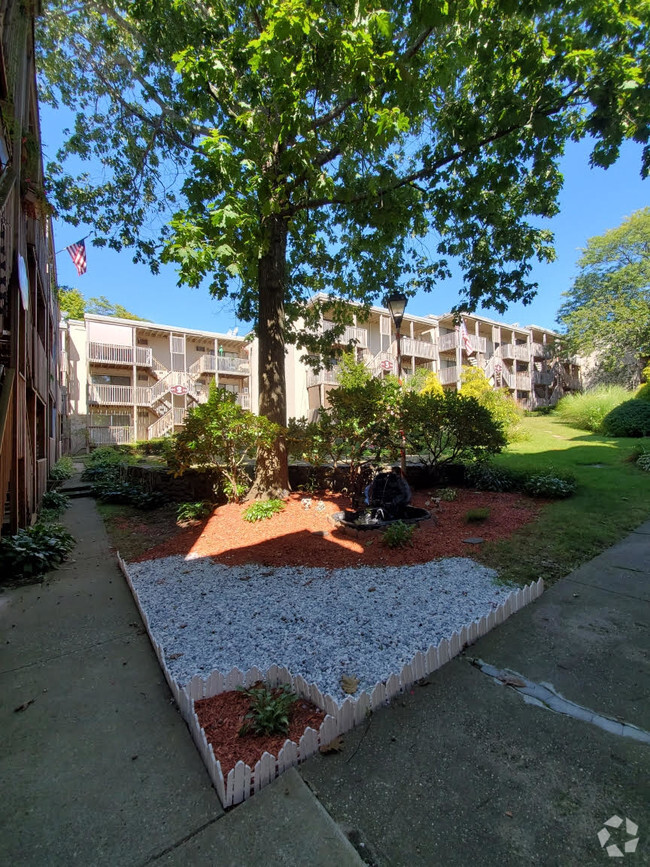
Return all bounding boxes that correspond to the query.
[331,505,432,531]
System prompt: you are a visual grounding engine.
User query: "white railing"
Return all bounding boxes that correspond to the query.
[392,337,436,360]
[306,368,340,387]
[322,321,369,347]
[363,350,395,377]
[439,367,458,385]
[438,331,486,354]
[237,393,251,410]
[88,384,133,405]
[499,343,530,361]
[189,354,250,376]
[89,426,134,445]
[87,341,153,367]
[147,410,173,439]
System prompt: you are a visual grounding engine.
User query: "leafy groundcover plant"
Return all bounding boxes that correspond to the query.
[242,499,285,522]
[0,523,75,579]
[237,683,298,737]
[382,520,416,548]
[177,501,213,521]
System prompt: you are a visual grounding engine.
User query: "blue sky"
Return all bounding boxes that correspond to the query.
[44,99,647,335]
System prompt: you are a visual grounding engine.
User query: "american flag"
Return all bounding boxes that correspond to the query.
[460,318,475,355]
[66,240,87,276]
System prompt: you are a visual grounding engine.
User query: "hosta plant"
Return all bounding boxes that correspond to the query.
[238,683,298,737]
[242,499,285,522]
[0,522,75,578]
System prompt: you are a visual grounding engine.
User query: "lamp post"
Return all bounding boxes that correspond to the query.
[384,292,408,476]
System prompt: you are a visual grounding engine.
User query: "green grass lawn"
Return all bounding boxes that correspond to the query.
[475,415,650,586]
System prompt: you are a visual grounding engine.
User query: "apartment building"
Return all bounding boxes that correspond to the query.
[0,0,63,535]
[62,314,253,452]
[298,295,581,419]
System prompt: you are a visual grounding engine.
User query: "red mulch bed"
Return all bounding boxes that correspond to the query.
[194,688,325,776]
[133,489,540,568]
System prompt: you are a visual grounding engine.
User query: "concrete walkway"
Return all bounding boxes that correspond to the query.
[1,494,648,865]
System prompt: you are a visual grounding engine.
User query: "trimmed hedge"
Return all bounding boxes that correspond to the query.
[602,400,650,437]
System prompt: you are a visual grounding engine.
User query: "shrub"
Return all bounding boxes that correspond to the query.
[460,366,525,443]
[464,463,526,493]
[438,487,457,501]
[237,683,298,736]
[465,507,490,522]
[555,386,630,432]
[242,499,285,522]
[637,452,650,472]
[49,456,75,481]
[635,364,650,402]
[41,489,70,514]
[134,437,170,456]
[522,473,577,499]
[177,501,213,521]
[172,385,279,502]
[382,520,416,548]
[401,391,507,470]
[0,522,75,578]
[602,400,650,437]
[89,468,165,509]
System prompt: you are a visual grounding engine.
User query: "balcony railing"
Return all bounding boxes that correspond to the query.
[88,384,133,405]
[499,343,530,361]
[89,426,134,445]
[322,321,369,347]
[439,367,459,385]
[530,342,551,358]
[438,331,487,354]
[532,370,554,386]
[515,373,531,391]
[306,368,340,387]
[33,334,48,399]
[393,337,436,360]
[189,354,250,376]
[88,341,153,367]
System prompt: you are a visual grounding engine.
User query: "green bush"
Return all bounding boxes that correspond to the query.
[465,507,490,522]
[464,463,527,493]
[382,520,416,548]
[602,400,650,437]
[41,489,70,514]
[177,501,213,521]
[89,467,165,509]
[438,487,457,501]
[555,386,630,432]
[237,683,298,736]
[460,366,525,443]
[0,522,75,578]
[242,499,285,522]
[522,473,577,498]
[49,456,75,481]
[637,452,650,472]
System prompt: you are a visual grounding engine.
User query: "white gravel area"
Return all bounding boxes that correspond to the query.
[127,555,512,703]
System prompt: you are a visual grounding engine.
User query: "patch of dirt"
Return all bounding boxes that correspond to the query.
[132,489,540,568]
[194,688,325,776]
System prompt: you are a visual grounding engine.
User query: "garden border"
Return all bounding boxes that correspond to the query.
[117,552,543,808]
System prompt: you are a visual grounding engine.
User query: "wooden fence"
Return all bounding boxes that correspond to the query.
[118,552,543,808]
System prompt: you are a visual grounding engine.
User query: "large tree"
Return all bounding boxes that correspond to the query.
[558,208,650,386]
[38,0,649,494]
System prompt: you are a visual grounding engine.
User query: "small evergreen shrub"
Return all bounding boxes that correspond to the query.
[382,520,416,548]
[242,499,285,522]
[177,501,213,521]
[555,386,629,432]
[49,456,75,481]
[602,400,650,437]
[465,507,490,522]
[41,489,70,514]
[237,683,298,736]
[522,473,577,499]
[0,522,75,578]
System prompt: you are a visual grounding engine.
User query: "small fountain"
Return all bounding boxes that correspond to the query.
[332,468,431,531]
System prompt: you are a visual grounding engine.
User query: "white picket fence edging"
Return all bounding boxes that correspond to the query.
[118,553,543,808]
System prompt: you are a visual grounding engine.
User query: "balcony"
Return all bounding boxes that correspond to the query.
[321,320,368,348]
[395,337,436,360]
[530,342,551,358]
[438,331,487,354]
[499,343,530,361]
[89,425,134,445]
[439,367,459,385]
[515,373,531,391]
[88,341,153,367]
[189,354,250,376]
[307,368,340,387]
[88,384,133,405]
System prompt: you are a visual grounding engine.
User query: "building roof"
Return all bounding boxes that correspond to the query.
[81,313,251,342]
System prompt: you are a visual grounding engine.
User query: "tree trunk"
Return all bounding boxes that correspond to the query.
[248,213,291,500]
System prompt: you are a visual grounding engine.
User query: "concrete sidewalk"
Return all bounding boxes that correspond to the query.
[1,495,648,865]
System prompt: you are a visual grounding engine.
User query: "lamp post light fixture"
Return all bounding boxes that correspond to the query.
[384,292,408,476]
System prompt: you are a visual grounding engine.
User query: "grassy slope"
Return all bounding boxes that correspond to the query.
[475,416,650,586]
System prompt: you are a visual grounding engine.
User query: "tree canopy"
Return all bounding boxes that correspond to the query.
[57,287,147,320]
[38,0,650,492]
[558,207,650,386]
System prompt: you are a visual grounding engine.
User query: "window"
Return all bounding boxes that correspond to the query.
[91,412,131,426]
[91,374,131,386]
[137,338,149,345]
[137,374,148,382]
[196,345,206,352]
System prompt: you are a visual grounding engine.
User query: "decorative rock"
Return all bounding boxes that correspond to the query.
[462,537,485,545]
